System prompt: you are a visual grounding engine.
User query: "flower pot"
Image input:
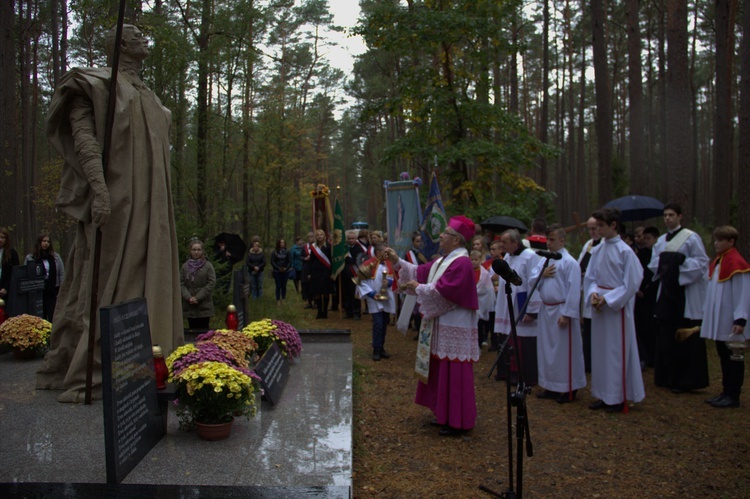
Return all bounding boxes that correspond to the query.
[12,347,37,360]
[195,419,233,441]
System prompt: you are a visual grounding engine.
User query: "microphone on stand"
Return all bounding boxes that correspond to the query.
[536,250,563,260]
[492,259,523,286]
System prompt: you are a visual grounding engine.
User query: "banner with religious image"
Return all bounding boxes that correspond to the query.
[310,184,333,237]
[420,172,447,260]
[384,173,422,258]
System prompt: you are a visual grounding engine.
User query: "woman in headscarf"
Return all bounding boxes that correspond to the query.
[180,239,216,330]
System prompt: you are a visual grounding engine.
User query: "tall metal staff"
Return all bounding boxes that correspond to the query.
[84,0,128,405]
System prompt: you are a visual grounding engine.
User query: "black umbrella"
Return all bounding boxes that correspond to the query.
[213,232,247,264]
[604,195,664,222]
[480,216,528,234]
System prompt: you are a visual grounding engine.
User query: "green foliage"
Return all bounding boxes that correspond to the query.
[612,155,628,198]
[352,0,548,211]
[32,159,75,243]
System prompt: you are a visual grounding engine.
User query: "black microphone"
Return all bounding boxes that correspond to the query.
[492,258,523,286]
[536,250,563,260]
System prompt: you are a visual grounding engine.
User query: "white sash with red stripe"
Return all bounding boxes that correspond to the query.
[311,244,331,268]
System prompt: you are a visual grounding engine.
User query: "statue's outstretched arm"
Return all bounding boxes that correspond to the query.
[69,95,111,227]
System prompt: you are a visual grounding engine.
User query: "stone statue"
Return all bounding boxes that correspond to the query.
[37,25,184,403]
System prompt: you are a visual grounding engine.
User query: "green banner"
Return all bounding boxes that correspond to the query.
[331,199,347,278]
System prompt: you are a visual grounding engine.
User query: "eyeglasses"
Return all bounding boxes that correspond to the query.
[443,229,460,238]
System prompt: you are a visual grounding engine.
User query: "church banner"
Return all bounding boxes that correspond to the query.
[420,172,447,260]
[310,184,333,237]
[384,174,422,258]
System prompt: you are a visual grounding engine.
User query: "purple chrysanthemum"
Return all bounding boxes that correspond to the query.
[270,320,302,358]
[170,342,240,376]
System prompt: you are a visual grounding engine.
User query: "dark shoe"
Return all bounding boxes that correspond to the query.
[379,348,390,359]
[710,395,740,408]
[429,419,444,427]
[372,349,381,361]
[487,346,499,352]
[604,402,625,413]
[354,315,361,321]
[705,393,726,404]
[536,390,559,400]
[589,400,607,410]
[344,314,354,319]
[670,388,686,394]
[556,391,577,404]
[438,427,466,437]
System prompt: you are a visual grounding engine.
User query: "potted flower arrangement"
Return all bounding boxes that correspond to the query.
[0,314,52,359]
[195,328,258,367]
[166,332,261,441]
[242,319,302,359]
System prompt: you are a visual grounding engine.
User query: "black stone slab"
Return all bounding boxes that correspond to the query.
[6,263,45,317]
[100,298,164,484]
[254,342,289,405]
[0,483,350,498]
[297,329,351,343]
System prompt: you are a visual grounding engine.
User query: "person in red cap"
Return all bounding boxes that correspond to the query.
[386,215,479,436]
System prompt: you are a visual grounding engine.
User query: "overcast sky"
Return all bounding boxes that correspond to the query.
[325,0,367,75]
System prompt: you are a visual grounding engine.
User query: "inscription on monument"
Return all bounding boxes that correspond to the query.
[101,298,164,484]
[254,342,290,405]
[7,264,45,317]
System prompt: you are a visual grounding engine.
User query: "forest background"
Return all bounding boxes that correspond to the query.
[1,0,749,259]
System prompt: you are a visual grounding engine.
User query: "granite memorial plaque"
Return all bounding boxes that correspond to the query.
[7,263,45,317]
[100,298,164,484]
[254,342,290,405]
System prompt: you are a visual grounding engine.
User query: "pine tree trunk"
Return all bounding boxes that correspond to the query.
[665,0,692,215]
[591,0,613,205]
[737,0,750,255]
[626,0,646,193]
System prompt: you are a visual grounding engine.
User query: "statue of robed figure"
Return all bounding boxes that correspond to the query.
[37,24,184,403]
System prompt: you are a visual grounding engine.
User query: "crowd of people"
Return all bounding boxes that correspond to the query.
[321,205,748,437]
[4,200,747,424]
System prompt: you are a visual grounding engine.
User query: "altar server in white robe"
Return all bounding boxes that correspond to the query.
[493,229,541,385]
[700,226,750,408]
[584,208,645,413]
[531,225,585,404]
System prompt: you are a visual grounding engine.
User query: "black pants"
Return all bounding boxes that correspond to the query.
[43,286,58,322]
[188,317,210,330]
[716,340,744,399]
[342,274,360,317]
[493,333,537,386]
[316,295,330,318]
[301,281,311,303]
[478,319,492,347]
[581,317,592,373]
[654,319,709,390]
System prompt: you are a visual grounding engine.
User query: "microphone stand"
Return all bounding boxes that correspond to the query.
[481,256,553,499]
